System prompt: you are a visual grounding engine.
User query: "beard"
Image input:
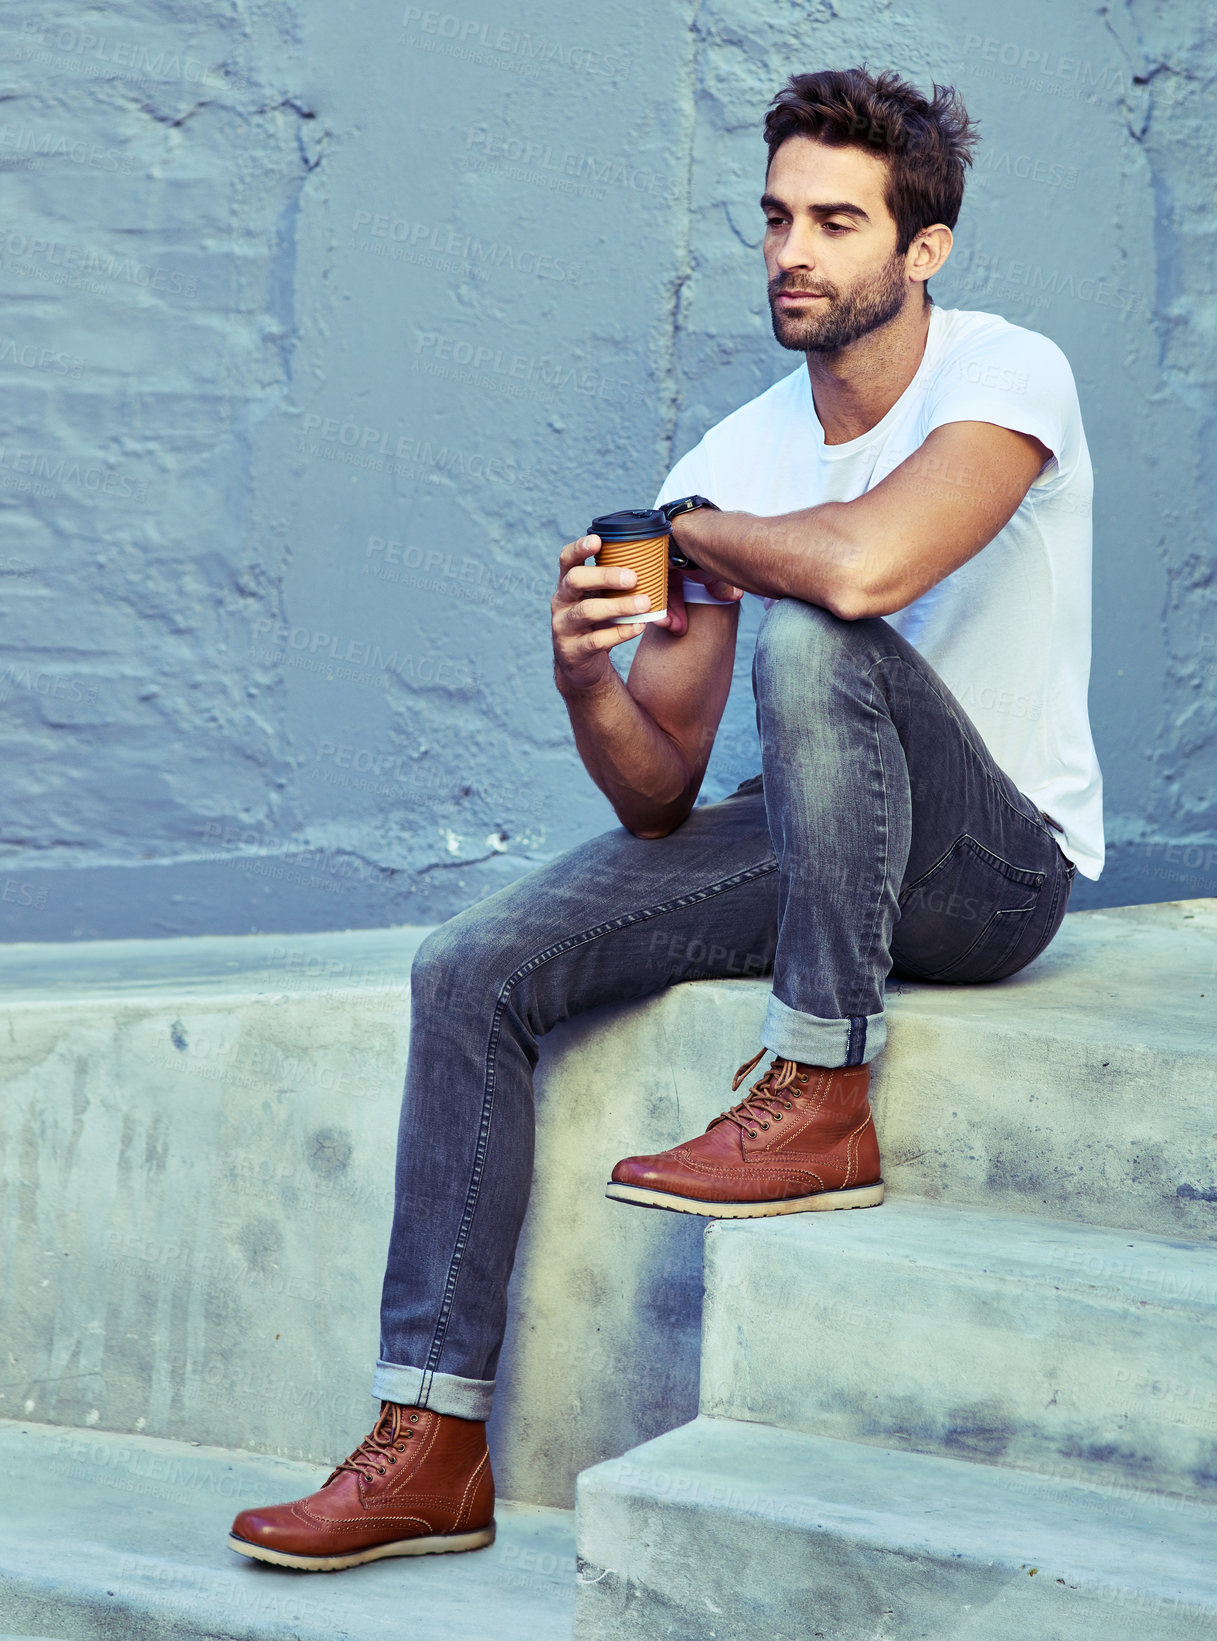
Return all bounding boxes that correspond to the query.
[768,253,909,354]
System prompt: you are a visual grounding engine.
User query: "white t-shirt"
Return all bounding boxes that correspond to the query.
[654,305,1103,879]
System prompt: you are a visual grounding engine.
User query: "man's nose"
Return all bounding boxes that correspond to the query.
[774,220,817,271]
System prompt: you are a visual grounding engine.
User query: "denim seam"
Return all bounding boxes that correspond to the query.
[900,832,1046,905]
[846,1016,867,1064]
[961,868,1060,984]
[863,651,1056,851]
[899,843,1070,983]
[1019,854,1073,970]
[855,662,894,1039]
[417,852,781,1399]
[958,834,1046,888]
[927,903,1037,982]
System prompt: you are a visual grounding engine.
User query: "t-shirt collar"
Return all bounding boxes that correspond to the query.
[802,304,945,457]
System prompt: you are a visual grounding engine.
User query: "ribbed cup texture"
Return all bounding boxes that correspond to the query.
[595,534,668,621]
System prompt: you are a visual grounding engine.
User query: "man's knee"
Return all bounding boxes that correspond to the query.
[411,906,504,998]
[754,597,876,696]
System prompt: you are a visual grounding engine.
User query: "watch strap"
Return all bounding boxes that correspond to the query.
[661,494,719,523]
[662,495,718,572]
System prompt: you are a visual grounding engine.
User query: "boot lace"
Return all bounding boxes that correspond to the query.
[708,1047,810,1137]
[327,1403,415,1484]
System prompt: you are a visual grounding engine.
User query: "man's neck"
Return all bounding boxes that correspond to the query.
[806,298,933,446]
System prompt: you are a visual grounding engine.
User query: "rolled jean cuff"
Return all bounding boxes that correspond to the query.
[372,1359,495,1421]
[763,991,886,1068]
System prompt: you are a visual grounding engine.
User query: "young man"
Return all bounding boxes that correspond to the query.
[228,67,1101,1569]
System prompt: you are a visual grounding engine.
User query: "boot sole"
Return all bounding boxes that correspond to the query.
[226,1520,495,1571]
[604,1180,884,1217]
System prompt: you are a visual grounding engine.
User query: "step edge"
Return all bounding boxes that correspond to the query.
[703,1204,1217,1308]
[0,1417,575,1522]
[577,1415,1217,1563]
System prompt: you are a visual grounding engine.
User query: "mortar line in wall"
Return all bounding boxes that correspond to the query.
[658,0,702,475]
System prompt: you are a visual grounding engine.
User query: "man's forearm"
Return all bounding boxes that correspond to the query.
[674,423,1051,620]
[555,664,698,838]
[675,503,862,614]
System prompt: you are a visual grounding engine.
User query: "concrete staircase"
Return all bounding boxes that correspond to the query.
[0,898,1213,1637]
[0,1419,575,1641]
[575,901,1217,1640]
[574,1414,1215,1640]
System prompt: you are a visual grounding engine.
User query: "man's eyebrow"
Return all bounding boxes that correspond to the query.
[759,194,871,222]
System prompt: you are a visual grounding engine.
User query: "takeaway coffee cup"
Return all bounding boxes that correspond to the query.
[588,508,669,625]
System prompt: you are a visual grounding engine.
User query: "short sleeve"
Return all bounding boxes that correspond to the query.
[924,325,1079,476]
[652,438,736,605]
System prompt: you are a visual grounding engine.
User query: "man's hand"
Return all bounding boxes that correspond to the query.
[654,563,745,638]
[551,534,652,693]
[552,535,744,668]
[550,532,743,838]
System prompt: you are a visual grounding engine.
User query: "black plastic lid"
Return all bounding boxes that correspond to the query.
[589,507,668,542]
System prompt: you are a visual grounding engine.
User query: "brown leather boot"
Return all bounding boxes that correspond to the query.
[227,1402,495,1570]
[606,1047,884,1217]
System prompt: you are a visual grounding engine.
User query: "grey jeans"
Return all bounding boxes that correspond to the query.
[375,599,1076,1417]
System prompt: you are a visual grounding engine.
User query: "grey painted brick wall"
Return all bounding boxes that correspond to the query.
[0,0,1213,939]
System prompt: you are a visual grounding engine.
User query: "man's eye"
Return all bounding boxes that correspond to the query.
[764,216,787,228]
[823,222,850,233]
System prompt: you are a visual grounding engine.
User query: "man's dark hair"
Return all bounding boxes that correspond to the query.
[764,68,977,253]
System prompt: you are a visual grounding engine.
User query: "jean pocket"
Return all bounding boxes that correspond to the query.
[1016,853,1075,971]
[892,834,1046,983]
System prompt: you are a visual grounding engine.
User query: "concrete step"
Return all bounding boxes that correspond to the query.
[574,1415,1217,1641]
[699,1200,1217,1503]
[0,1419,575,1641]
[871,898,1217,1241]
[0,901,1212,1510]
[0,925,708,1510]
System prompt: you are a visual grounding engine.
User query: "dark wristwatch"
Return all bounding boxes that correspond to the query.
[661,495,719,571]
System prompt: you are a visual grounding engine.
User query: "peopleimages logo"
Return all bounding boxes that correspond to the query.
[412,331,647,409]
[350,210,580,283]
[463,125,681,203]
[0,661,98,704]
[0,337,83,376]
[961,33,1128,94]
[2,879,48,909]
[976,150,1079,191]
[400,7,629,78]
[946,247,1139,317]
[0,444,147,501]
[298,412,533,485]
[0,121,134,172]
[0,227,196,296]
[249,617,476,689]
[364,536,551,602]
[18,19,243,91]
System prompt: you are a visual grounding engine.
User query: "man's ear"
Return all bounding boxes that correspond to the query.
[907,223,953,288]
